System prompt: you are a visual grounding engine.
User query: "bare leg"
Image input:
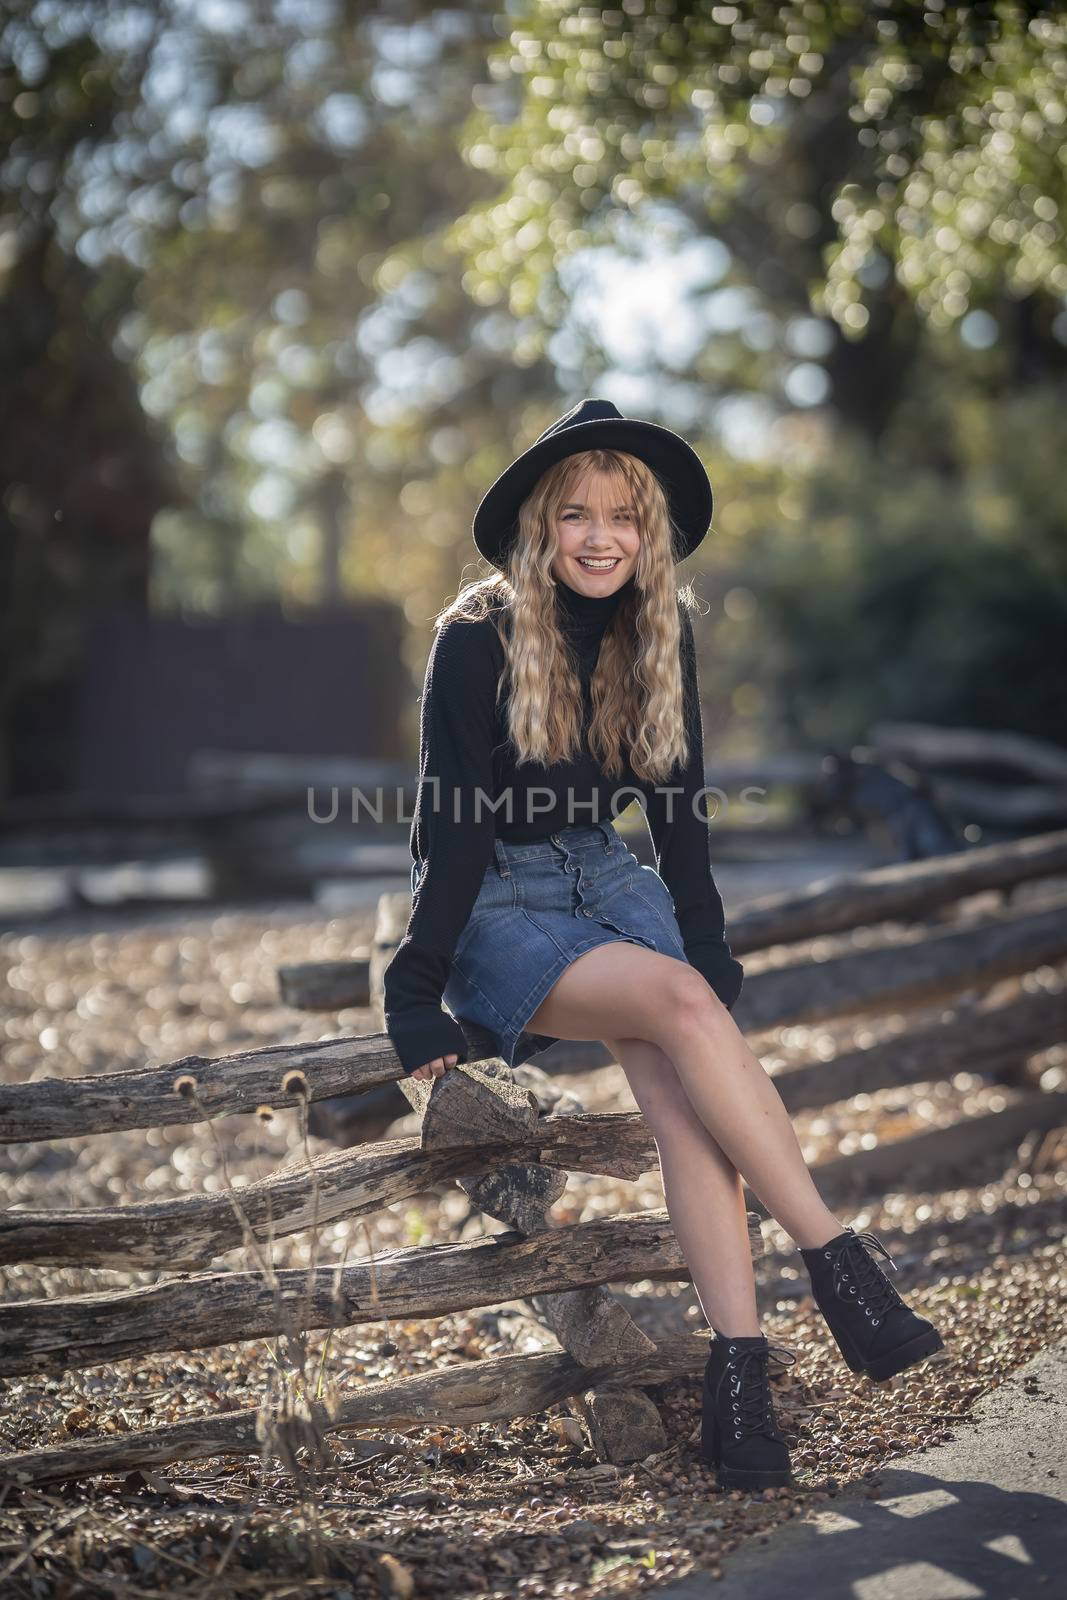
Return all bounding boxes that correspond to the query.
[524,942,846,1250]
[605,1035,762,1337]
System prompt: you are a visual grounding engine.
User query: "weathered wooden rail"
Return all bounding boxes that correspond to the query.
[1,828,1064,1488]
[0,1334,720,1489]
[5,848,1065,1143]
[0,1206,722,1379]
[276,830,1067,1012]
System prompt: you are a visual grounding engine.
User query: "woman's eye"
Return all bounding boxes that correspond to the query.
[561,511,634,522]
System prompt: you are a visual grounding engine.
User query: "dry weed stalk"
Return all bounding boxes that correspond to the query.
[172,1070,337,1573]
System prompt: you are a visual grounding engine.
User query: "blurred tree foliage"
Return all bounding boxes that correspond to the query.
[451,0,1067,411]
[0,0,561,790]
[447,0,1067,751]
[712,379,1067,753]
[120,0,553,625]
[1,0,1065,797]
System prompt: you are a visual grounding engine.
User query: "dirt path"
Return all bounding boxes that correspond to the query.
[657,1339,1067,1600]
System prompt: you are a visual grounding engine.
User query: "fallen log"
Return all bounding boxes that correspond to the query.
[0,1209,703,1379]
[0,1331,730,1488]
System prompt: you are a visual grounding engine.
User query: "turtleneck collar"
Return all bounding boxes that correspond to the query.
[554,571,634,639]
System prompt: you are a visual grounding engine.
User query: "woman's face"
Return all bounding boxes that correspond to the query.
[549,468,640,597]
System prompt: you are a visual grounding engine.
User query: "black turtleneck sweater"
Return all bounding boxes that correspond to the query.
[382,577,744,1075]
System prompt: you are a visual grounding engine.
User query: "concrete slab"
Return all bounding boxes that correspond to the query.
[660,1340,1066,1600]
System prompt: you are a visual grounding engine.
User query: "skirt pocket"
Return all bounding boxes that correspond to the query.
[624,861,680,934]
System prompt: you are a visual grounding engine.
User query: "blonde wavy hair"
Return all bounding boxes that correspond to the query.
[434,449,701,786]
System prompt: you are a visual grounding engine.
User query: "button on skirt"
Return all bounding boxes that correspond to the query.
[412,819,689,1069]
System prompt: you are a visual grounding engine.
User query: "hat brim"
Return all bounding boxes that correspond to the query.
[472,416,713,570]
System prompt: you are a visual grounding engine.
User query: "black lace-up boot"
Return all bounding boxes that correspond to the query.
[800,1227,944,1382]
[699,1332,797,1491]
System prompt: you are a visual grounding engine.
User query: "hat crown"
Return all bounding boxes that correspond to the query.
[534,398,623,446]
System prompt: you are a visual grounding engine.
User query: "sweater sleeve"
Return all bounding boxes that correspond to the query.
[641,607,744,1012]
[382,616,503,1074]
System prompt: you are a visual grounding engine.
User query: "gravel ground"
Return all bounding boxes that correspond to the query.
[1,902,1064,1599]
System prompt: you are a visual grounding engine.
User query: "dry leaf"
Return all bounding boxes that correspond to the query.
[376,1552,415,1598]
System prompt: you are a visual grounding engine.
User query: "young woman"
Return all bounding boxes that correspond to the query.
[383,399,944,1492]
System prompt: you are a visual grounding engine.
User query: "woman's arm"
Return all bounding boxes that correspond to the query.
[642,606,744,1011]
[382,615,503,1074]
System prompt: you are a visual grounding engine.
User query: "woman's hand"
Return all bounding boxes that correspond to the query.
[410,1053,459,1082]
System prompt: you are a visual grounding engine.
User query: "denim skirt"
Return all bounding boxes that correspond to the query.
[411,818,688,1069]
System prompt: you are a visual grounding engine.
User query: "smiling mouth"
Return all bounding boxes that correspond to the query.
[576,557,622,571]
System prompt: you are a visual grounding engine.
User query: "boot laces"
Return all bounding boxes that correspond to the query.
[715,1342,796,1439]
[827,1230,902,1320]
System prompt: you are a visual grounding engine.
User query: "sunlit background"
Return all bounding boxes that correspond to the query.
[3,0,1065,843]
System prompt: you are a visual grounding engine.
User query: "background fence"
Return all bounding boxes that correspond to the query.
[1,828,1065,1488]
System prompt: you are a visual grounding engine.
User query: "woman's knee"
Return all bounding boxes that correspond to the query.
[655,963,730,1046]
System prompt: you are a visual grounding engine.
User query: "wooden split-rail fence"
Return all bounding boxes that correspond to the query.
[1,828,1066,1490]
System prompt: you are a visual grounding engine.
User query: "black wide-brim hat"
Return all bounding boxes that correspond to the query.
[472,397,713,571]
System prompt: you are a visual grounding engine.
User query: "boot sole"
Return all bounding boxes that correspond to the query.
[703,1454,796,1491]
[837,1323,944,1381]
[700,1416,795,1490]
